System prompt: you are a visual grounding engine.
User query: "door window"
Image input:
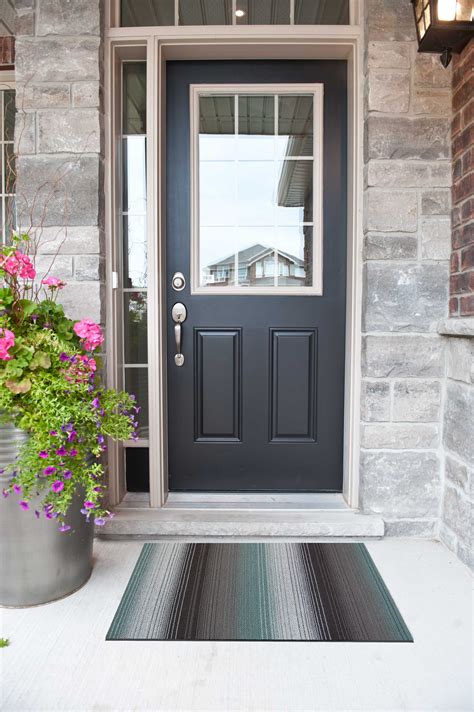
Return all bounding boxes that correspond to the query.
[192,85,323,294]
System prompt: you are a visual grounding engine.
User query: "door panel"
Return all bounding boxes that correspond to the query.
[166,60,347,492]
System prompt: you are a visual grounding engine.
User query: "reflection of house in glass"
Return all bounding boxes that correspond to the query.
[205,243,306,286]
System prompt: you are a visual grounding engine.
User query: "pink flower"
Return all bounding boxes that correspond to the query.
[73,319,104,352]
[83,501,96,509]
[0,327,15,361]
[42,276,66,289]
[19,501,29,510]
[0,251,36,279]
[52,480,64,493]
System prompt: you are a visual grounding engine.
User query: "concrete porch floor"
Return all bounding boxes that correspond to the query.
[1,539,472,712]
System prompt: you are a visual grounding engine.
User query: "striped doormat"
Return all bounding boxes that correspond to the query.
[106,543,412,642]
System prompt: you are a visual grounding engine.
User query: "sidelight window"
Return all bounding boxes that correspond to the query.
[121,63,149,442]
[0,89,15,244]
[192,85,323,294]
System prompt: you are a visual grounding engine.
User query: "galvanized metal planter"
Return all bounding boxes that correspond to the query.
[0,422,94,607]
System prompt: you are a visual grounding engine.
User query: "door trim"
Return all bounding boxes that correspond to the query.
[105,26,363,511]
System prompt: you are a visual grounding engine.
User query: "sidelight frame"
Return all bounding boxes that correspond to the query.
[105,3,364,512]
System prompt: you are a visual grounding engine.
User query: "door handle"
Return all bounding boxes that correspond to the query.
[171,302,187,367]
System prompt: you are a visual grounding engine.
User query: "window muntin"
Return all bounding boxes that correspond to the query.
[120,0,350,26]
[192,85,323,294]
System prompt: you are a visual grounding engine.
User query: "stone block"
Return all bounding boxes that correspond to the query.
[456,541,474,571]
[361,423,439,449]
[384,519,438,537]
[415,54,452,88]
[443,381,474,463]
[360,451,440,518]
[35,0,100,36]
[365,189,417,232]
[367,42,411,69]
[368,70,410,113]
[362,335,445,377]
[442,484,471,543]
[393,380,441,422]
[34,255,74,281]
[366,117,451,160]
[74,255,104,281]
[34,226,103,255]
[16,155,101,228]
[367,160,451,188]
[58,281,103,323]
[17,84,70,110]
[445,455,469,493]
[15,37,100,83]
[14,110,35,155]
[421,190,451,215]
[360,380,390,422]
[15,9,35,36]
[364,234,418,260]
[421,218,451,259]
[446,338,474,384]
[412,89,452,116]
[366,0,415,41]
[72,82,101,108]
[439,522,457,552]
[364,262,448,332]
[37,109,101,154]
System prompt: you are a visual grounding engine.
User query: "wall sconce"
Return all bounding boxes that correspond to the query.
[411,0,474,67]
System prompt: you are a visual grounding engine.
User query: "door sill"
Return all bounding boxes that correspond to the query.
[101,493,384,539]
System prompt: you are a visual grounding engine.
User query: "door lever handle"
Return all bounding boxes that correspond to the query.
[171,302,187,367]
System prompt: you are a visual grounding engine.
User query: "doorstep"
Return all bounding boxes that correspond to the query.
[97,503,384,539]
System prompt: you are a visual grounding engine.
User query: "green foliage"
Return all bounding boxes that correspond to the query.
[0,234,137,530]
[0,638,10,648]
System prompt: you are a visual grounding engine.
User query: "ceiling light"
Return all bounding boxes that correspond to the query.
[235,9,245,18]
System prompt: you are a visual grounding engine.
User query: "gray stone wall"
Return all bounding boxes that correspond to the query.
[439,336,473,569]
[14,0,104,323]
[361,1,452,536]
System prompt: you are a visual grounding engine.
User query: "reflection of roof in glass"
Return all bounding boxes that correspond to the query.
[208,243,304,269]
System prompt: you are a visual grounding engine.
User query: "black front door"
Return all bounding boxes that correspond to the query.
[166,60,347,492]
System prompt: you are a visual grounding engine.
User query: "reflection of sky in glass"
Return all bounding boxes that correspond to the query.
[123,136,147,287]
[199,137,313,276]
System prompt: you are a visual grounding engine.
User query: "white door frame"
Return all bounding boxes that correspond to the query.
[104,21,364,511]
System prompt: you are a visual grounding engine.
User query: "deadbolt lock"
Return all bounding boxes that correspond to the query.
[172,271,186,291]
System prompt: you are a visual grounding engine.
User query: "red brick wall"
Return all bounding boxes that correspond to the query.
[0,36,15,68]
[450,39,474,317]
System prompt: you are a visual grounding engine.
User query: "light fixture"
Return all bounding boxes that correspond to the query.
[411,0,474,68]
[235,9,245,18]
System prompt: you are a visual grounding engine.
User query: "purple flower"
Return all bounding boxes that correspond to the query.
[97,434,105,445]
[83,501,96,509]
[93,486,102,492]
[69,449,78,457]
[95,518,106,526]
[63,469,73,480]
[2,489,9,498]
[58,524,71,532]
[43,466,57,476]
[13,484,21,494]
[39,451,49,459]
[35,510,40,519]
[67,431,77,443]
[59,352,70,362]
[19,501,29,510]
[55,446,68,457]
[31,314,38,322]
[92,397,100,409]
[51,480,64,493]
[49,430,58,437]
[45,511,53,519]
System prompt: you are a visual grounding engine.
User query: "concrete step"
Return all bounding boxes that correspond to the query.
[97,508,384,539]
